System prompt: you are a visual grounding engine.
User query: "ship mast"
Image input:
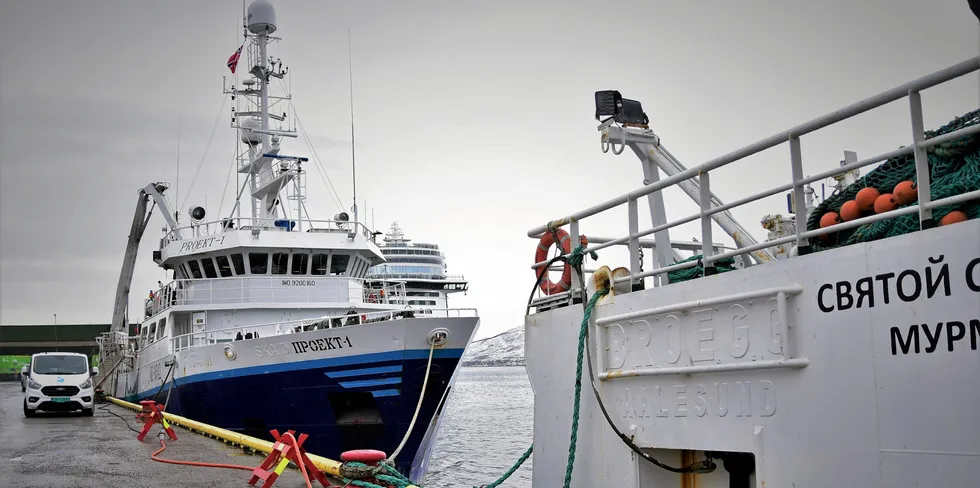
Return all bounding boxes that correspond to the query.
[225,0,306,227]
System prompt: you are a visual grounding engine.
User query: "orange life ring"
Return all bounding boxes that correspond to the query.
[534,228,588,295]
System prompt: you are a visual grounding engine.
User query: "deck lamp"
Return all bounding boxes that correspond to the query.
[594,90,649,126]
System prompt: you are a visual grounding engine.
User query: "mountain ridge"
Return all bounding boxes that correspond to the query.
[461,325,524,367]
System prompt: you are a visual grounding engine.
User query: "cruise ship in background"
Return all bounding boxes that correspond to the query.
[366,223,468,314]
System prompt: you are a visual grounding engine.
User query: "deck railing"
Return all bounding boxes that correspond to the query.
[169,307,479,352]
[527,56,980,303]
[144,276,408,318]
[164,218,374,244]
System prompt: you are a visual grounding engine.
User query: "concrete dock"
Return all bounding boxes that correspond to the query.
[0,383,323,488]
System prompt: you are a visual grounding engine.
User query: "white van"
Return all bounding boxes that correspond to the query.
[22,352,98,417]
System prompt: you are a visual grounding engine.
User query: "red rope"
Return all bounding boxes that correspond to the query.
[149,436,317,488]
[151,439,254,471]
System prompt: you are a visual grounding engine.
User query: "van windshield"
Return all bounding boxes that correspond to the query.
[33,355,88,375]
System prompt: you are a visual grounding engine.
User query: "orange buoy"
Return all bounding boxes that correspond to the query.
[820,212,841,228]
[839,200,861,221]
[855,187,880,213]
[940,210,968,226]
[818,212,841,242]
[873,193,898,214]
[893,180,917,205]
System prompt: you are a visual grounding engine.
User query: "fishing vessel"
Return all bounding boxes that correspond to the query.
[95,1,479,481]
[366,222,469,315]
[523,34,979,488]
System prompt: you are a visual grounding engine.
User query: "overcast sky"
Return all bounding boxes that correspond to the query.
[1,0,977,340]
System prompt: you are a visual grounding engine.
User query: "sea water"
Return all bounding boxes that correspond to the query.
[426,366,533,488]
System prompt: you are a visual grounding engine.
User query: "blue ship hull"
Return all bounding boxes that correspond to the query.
[131,348,465,478]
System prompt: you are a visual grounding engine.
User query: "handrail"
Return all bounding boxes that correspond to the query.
[525,56,979,294]
[143,275,411,318]
[527,56,979,238]
[164,217,374,244]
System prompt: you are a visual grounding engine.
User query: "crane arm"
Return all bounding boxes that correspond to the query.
[110,183,177,333]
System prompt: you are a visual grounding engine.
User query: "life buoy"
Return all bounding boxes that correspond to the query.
[534,228,588,295]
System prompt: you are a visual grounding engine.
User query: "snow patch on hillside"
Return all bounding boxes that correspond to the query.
[461,326,524,367]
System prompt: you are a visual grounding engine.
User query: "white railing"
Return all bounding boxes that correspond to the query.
[169,307,479,352]
[164,217,374,244]
[365,272,466,281]
[527,56,980,303]
[144,276,409,318]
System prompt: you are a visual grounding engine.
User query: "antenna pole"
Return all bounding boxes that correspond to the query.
[348,29,358,225]
[176,108,181,223]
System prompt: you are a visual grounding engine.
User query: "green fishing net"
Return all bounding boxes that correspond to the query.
[667,254,737,283]
[806,108,980,250]
[668,109,979,283]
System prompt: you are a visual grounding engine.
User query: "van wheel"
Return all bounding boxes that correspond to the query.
[23,400,35,418]
[82,408,94,417]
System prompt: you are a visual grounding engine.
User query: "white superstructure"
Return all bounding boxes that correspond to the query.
[366,222,468,314]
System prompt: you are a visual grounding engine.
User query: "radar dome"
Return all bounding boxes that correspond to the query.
[247,0,277,34]
[240,117,261,145]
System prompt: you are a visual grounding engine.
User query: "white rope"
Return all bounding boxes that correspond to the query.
[387,342,435,463]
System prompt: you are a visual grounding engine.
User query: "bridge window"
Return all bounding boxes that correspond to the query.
[311,253,328,275]
[215,255,234,277]
[330,254,350,276]
[348,258,362,278]
[187,260,203,279]
[231,254,246,275]
[147,322,157,345]
[249,253,268,274]
[156,318,167,341]
[271,253,289,274]
[291,253,309,275]
[200,258,218,279]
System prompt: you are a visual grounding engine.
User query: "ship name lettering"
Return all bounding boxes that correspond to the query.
[619,380,776,419]
[817,254,977,313]
[290,336,354,354]
[890,318,980,355]
[255,342,293,358]
[606,301,783,370]
[178,236,226,253]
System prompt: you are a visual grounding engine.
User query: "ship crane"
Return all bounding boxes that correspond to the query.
[109,182,179,333]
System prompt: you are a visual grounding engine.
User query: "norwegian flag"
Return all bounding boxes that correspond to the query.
[227,44,244,73]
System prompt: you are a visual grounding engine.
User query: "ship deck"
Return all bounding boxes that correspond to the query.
[0,382,333,488]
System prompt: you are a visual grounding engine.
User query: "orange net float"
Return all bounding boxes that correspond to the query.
[839,200,862,221]
[894,180,918,205]
[534,228,589,295]
[874,193,898,214]
[855,187,880,213]
[940,210,968,226]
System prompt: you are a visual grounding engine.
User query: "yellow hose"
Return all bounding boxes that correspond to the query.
[107,396,342,477]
